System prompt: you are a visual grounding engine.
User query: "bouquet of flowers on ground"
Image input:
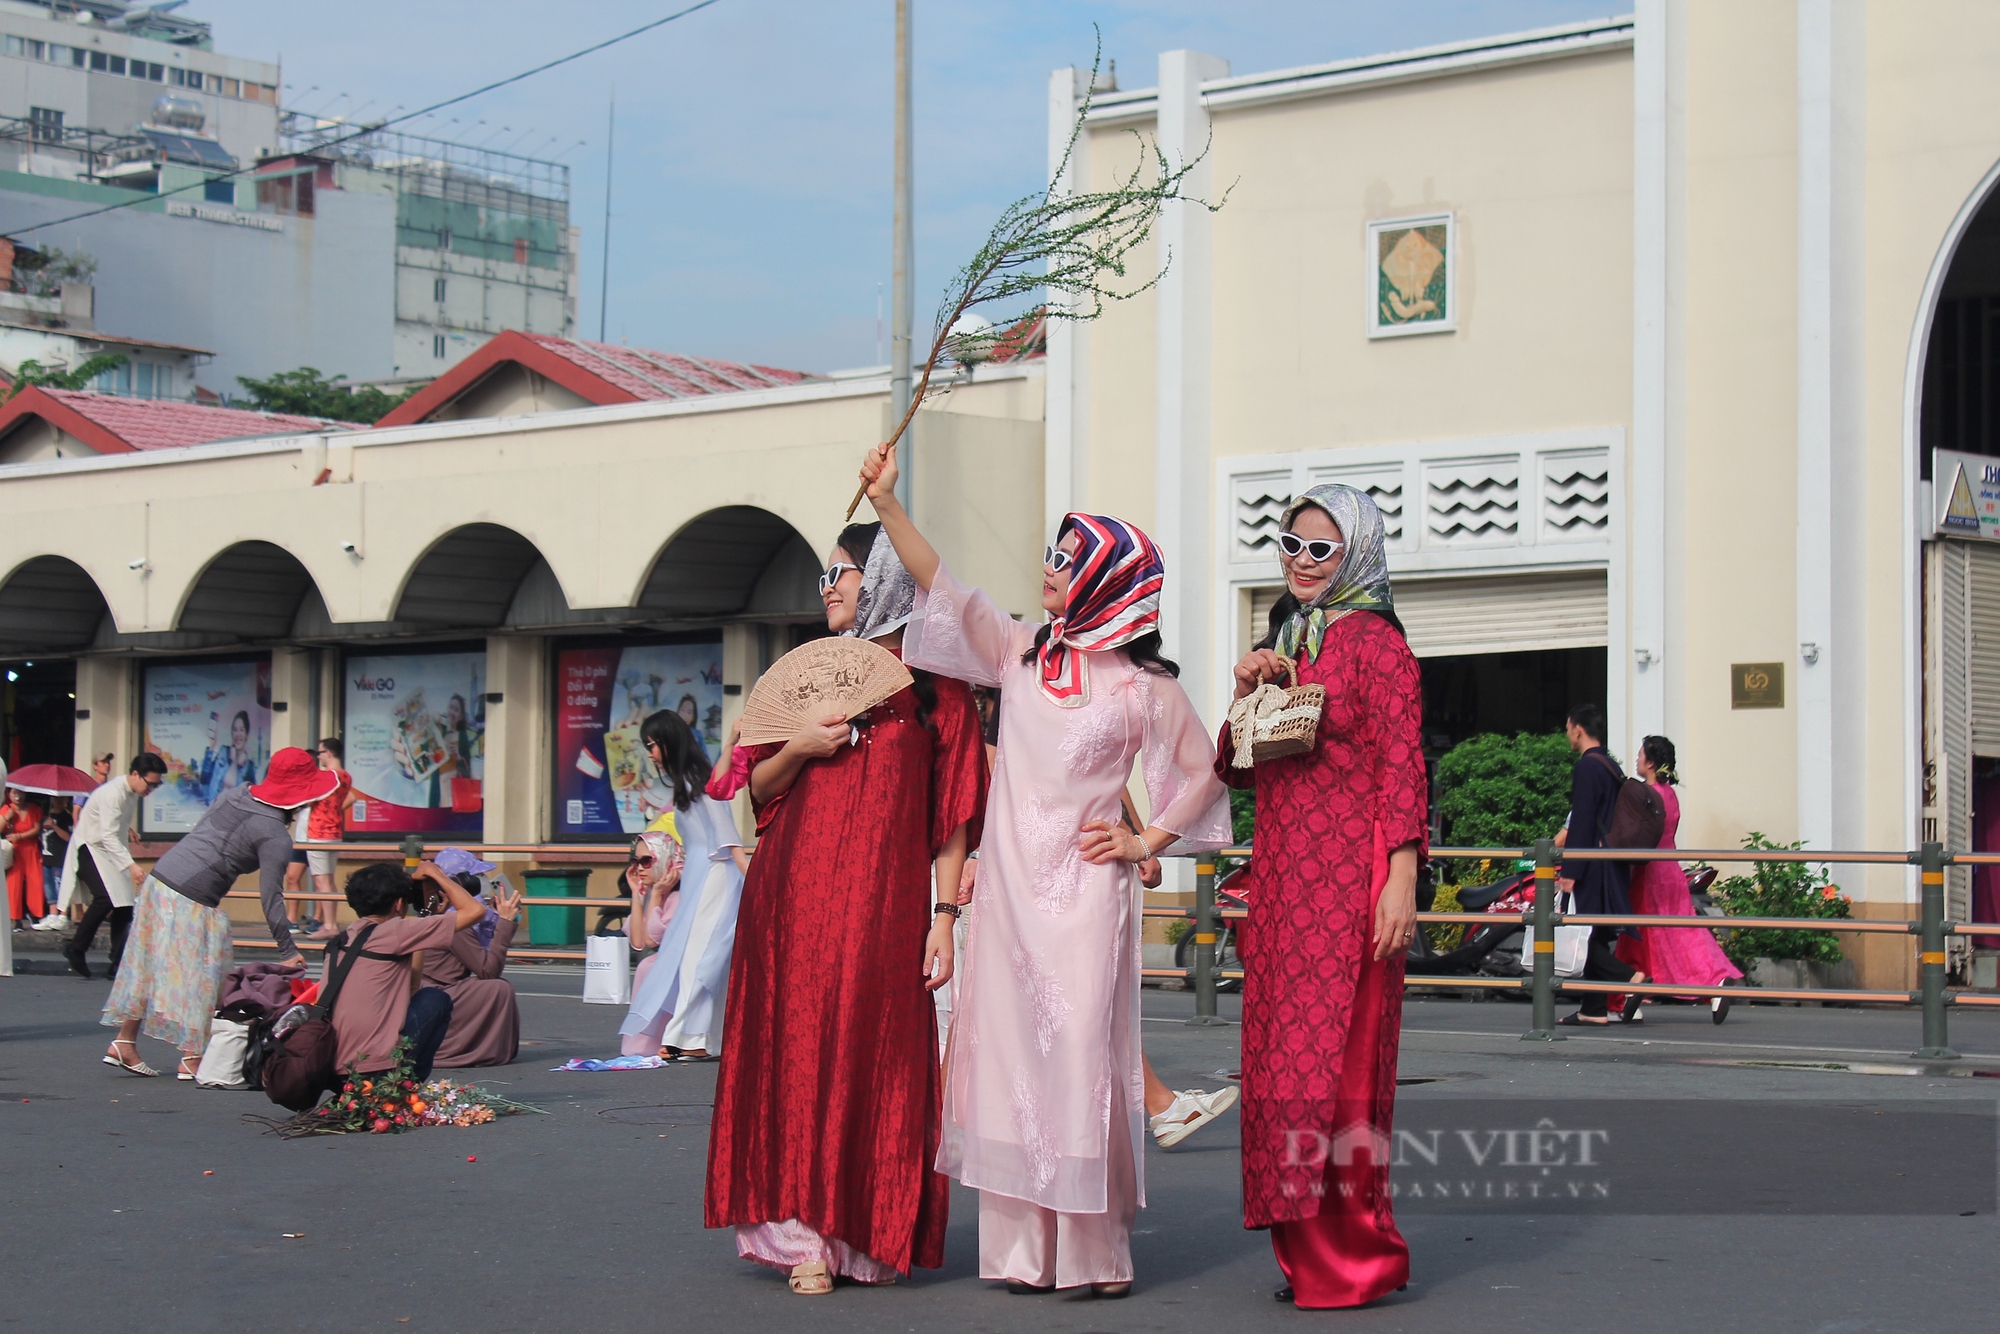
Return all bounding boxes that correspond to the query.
[256,1040,543,1139]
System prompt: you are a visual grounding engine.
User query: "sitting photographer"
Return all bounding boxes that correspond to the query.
[419,849,524,1068]
[327,861,486,1082]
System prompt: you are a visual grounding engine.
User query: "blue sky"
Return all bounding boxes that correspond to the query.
[196,1,1620,373]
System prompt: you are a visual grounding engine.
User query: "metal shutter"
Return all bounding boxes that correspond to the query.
[1970,543,2000,757]
[1933,541,1975,941]
[1396,571,1607,659]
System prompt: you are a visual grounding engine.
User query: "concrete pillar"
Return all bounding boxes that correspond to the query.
[482,636,547,853]
[1044,65,1091,537]
[1154,49,1227,728]
[268,647,316,754]
[72,656,136,773]
[722,623,760,840]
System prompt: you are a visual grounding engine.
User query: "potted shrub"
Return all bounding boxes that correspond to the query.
[1708,832,1854,992]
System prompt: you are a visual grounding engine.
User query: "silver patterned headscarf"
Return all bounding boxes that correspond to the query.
[848,527,917,643]
[1273,483,1395,663]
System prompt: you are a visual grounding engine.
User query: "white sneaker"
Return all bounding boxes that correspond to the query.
[29,912,66,932]
[1149,1085,1241,1148]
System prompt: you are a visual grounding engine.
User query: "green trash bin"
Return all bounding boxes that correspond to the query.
[524,868,591,947]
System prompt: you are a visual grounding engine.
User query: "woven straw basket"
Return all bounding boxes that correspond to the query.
[1227,654,1325,766]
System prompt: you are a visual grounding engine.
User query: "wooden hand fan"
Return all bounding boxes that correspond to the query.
[736,637,915,746]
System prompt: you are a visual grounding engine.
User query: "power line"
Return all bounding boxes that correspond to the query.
[4,0,721,240]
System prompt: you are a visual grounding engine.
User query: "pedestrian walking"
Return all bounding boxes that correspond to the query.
[1555,704,1648,1025]
[862,443,1231,1298]
[1617,736,1741,1021]
[99,747,334,1079]
[60,755,167,978]
[1222,482,1426,1309]
[706,520,985,1294]
[620,710,745,1063]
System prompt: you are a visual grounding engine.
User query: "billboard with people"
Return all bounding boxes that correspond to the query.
[343,650,487,836]
[552,638,724,838]
[140,658,273,836]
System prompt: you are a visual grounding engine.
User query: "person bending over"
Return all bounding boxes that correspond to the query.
[327,862,486,1083]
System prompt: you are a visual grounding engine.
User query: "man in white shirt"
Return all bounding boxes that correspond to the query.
[59,754,166,979]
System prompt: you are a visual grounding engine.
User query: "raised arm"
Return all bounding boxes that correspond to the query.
[859,441,938,590]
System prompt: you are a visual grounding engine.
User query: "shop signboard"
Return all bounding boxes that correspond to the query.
[344,650,486,836]
[1932,448,2000,540]
[141,658,272,836]
[553,639,724,838]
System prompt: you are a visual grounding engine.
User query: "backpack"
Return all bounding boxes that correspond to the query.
[261,923,386,1112]
[1593,752,1666,868]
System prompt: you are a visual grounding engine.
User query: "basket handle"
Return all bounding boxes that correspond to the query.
[1271,653,1300,689]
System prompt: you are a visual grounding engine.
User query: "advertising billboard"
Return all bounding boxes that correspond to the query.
[344,650,487,836]
[140,658,272,836]
[553,638,723,838]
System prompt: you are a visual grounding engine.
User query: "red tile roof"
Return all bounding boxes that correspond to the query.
[378,329,814,426]
[0,385,351,456]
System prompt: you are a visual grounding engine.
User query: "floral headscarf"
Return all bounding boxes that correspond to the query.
[1273,483,1395,664]
[847,527,917,644]
[632,829,684,892]
[1039,513,1165,707]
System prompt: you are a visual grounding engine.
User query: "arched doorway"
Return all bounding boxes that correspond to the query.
[1910,163,2000,974]
[635,506,821,621]
[177,541,325,641]
[0,556,110,769]
[396,524,551,627]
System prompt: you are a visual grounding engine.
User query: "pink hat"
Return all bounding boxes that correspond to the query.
[250,747,342,810]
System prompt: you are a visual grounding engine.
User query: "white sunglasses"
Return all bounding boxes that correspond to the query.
[1276,532,1343,563]
[818,562,860,594]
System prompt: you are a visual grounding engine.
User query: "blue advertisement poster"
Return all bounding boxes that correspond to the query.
[141,658,272,836]
[553,639,723,837]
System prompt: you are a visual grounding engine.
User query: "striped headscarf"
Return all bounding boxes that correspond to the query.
[1039,513,1165,707]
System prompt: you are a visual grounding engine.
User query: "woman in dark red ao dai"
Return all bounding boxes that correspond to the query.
[1217,483,1426,1310]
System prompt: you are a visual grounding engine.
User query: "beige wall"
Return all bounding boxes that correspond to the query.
[1208,50,1634,460]
[1079,126,1159,534]
[1672,2,1803,854]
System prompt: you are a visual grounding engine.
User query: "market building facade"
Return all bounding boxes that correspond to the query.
[1046,4,2000,989]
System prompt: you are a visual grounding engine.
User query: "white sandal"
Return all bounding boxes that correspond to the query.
[104,1039,160,1077]
[788,1261,833,1296]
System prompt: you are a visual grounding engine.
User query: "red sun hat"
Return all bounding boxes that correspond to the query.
[250,747,342,810]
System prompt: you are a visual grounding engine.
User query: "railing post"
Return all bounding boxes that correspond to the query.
[1522,836,1562,1042]
[1912,841,1959,1060]
[400,833,424,869]
[1187,857,1227,1027]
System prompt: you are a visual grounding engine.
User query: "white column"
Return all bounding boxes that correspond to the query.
[72,656,136,772]
[1796,0,1867,850]
[1154,49,1227,723]
[1045,66,1091,533]
[268,647,316,753]
[481,636,547,852]
[1628,0,1670,758]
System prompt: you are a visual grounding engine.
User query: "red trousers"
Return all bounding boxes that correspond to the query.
[7,852,45,921]
[1269,918,1409,1309]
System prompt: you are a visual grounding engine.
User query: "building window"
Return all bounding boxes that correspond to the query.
[206,73,221,93]
[135,363,154,398]
[222,77,238,97]
[89,50,107,71]
[5,36,21,56]
[28,107,62,143]
[433,334,447,359]
[204,177,234,205]
[28,39,45,59]
[433,276,446,303]
[70,46,84,67]
[94,362,132,397]
[108,55,125,76]
[145,62,163,81]
[438,227,452,251]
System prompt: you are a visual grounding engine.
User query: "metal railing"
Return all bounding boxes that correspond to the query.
[1175,838,2000,1060]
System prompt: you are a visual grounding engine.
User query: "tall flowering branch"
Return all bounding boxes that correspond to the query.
[845,32,1227,518]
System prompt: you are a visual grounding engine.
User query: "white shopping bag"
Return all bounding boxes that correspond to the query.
[195,1018,252,1088]
[583,933,631,1006]
[1522,891,1590,978]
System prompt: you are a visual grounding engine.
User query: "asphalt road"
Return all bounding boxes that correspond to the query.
[3,960,1996,1334]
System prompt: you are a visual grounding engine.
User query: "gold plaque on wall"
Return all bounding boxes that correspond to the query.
[1731,662,1784,709]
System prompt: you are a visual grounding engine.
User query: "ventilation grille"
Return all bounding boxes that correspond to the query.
[1425,459,1519,546]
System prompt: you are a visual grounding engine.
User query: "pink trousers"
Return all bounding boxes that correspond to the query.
[977,1103,1138,1288]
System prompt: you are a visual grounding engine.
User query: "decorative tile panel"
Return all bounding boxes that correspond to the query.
[1232,472,1292,562]
[1424,457,1519,547]
[1540,449,1610,542]
[1304,462,1406,543]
